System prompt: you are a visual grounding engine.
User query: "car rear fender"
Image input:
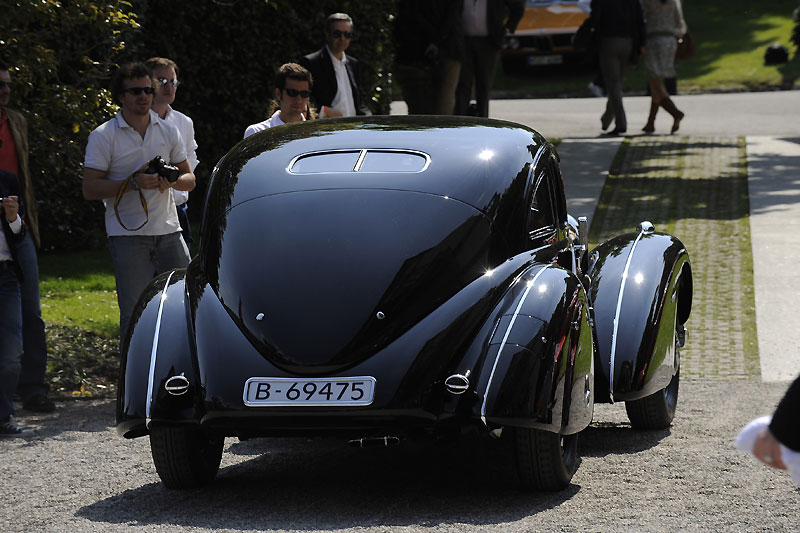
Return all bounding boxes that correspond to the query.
[588,224,693,403]
[468,264,594,435]
[116,269,202,438]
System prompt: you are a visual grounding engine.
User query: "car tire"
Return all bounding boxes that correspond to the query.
[625,336,680,430]
[149,425,224,489]
[513,427,580,491]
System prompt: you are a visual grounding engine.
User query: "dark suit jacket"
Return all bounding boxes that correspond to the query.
[298,47,371,116]
[486,0,525,49]
[771,375,800,451]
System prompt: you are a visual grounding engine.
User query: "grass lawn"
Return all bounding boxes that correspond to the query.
[39,249,119,396]
[589,136,759,379]
[477,0,800,98]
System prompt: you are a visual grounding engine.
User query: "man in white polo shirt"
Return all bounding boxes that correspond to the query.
[82,62,196,344]
[243,63,313,138]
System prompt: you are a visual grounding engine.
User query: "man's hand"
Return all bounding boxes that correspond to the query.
[322,106,343,118]
[753,427,787,470]
[131,170,161,191]
[1,195,19,222]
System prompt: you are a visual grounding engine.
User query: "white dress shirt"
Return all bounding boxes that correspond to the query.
[162,106,199,207]
[327,47,356,117]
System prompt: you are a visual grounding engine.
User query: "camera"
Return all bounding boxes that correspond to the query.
[145,156,180,183]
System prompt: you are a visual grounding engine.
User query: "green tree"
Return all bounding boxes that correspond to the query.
[1,0,141,251]
[2,0,395,251]
[132,0,396,220]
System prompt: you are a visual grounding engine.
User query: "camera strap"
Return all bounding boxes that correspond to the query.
[113,175,149,231]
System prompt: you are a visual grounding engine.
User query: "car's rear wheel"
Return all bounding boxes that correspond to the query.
[625,333,681,429]
[149,425,224,489]
[513,427,580,491]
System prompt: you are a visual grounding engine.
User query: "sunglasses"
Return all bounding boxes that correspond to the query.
[123,86,155,95]
[284,88,311,98]
[157,78,181,88]
[330,30,352,39]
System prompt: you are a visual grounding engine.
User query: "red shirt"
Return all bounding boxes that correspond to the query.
[0,109,20,175]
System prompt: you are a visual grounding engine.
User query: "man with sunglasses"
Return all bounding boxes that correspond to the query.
[299,12,372,118]
[244,63,313,138]
[0,60,55,415]
[83,62,195,346]
[145,57,198,248]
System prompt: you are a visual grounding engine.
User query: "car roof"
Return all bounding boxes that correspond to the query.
[213,115,549,214]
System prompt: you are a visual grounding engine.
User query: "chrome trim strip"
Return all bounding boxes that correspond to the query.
[287,148,432,174]
[481,266,549,424]
[353,149,368,171]
[608,231,646,398]
[532,143,547,171]
[145,270,176,424]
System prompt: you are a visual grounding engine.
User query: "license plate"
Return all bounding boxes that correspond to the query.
[527,55,563,66]
[243,376,376,407]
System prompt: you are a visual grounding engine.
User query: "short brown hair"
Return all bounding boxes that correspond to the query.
[275,62,313,92]
[110,62,153,104]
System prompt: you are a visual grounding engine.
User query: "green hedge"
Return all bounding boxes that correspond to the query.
[131,0,396,223]
[2,0,395,252]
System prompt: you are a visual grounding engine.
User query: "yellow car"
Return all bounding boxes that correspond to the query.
[501,0,590,72]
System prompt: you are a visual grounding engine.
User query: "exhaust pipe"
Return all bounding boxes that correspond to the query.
[348,436,400,448]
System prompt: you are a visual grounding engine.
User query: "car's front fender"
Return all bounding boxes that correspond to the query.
[589,226,692,403]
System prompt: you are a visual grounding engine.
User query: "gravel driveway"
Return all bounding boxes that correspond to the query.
[2,380,796,532]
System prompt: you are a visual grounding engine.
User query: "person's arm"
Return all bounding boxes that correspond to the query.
[753,376,800,470]
[505,0,525,34]
[770,376,800,451]
[83,165,167,200]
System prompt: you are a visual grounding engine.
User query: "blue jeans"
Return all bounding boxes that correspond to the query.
[108,232,189,343]
[0,268,23,420]
[14,232,49,401]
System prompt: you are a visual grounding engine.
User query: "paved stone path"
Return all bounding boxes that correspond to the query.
[587,136,759,380]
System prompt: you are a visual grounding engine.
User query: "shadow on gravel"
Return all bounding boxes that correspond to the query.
[21,399,115,439]
[77,435,585,530]
[579,422,671,458]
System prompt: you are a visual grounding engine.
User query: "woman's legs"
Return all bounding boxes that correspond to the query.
[642,77,665,133]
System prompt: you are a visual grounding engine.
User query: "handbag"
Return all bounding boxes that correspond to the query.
[675,32,696,61]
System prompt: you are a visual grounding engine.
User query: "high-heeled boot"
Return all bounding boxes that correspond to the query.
[660,97,684,133]
[642,100,659,133]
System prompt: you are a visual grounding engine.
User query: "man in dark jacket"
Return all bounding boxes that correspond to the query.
[394,0,464,115]
[590,0,646,135]
[299,13,371,117]
[454,0,524,118]
[0,169,31,437]
[0,60,55,413]
[753,376,800,471]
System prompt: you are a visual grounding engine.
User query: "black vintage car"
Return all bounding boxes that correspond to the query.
[117,116,692,491]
